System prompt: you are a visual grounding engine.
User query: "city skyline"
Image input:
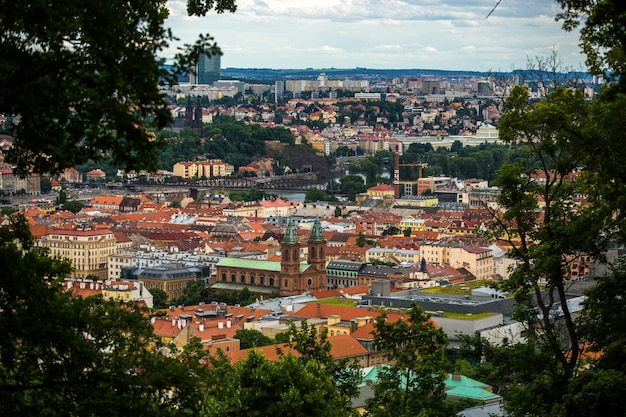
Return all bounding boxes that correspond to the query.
[164,0,587,72]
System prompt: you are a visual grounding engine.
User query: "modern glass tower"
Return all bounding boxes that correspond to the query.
[195,52,221,85]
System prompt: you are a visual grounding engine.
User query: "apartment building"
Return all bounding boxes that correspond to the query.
[41,228,117,279]
[173,159,234,179]
[420,242,494,281]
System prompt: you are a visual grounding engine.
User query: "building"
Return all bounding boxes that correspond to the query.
[213,217,327,296]
[0,168,40,195]
[40,228,117,279]
[420,243,494,281]
[275,80,284,103]
[365,183,395,199]
[195,52,220,85]
[173,160,234,179]
[134,263,200,301]
[101,280,154,308]
[326,260,366,289]
[85,169,106,181]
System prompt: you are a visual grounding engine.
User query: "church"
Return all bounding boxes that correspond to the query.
[213,217,327,296]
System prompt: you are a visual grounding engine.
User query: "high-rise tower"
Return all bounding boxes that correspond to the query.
[195,52,221,85]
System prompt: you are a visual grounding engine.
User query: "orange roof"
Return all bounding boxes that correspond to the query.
[367,183,395,191]
[90,195,124,206]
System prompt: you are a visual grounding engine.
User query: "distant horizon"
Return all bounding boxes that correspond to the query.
[164,0,586,72]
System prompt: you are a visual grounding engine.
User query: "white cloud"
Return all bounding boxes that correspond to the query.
[163,0,586,71]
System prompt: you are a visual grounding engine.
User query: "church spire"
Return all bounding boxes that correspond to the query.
[308,216,325,243]
[283,217,299,245]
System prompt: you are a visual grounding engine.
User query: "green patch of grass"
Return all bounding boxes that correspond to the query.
[306,297,357,307]
[419,280,496,295]
[438,311,496,320]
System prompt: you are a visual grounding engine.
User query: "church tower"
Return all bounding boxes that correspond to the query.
[280,217,301,276]
[307,216,326,272]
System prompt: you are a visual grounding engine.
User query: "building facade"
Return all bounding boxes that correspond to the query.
[41,228,117,279]
[195,52,221,85]
[213,217,327,296]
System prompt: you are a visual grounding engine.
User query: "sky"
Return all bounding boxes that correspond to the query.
[163,0,586,72]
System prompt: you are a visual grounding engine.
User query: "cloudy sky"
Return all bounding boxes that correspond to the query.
[163,0,586,72]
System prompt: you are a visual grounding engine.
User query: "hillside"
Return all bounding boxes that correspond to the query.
[265,142,332,179]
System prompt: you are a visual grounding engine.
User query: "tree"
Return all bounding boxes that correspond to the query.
[355,231,367,248]
[57,189,67,205]
[0,0,236,176]
[556,0,626,88]
[556,261,626,416]
[234,329,273,349]
[366,305,454,417]
[40,177,52,193]
[339,174,366,202]
[283,319,362,401]
[304,187,338,203]
[0,216,211,416]
[382,226,401,236]
[150,287,169,309]
[203,350,353,417]
[62,200,84,214]
[487,84,598,416]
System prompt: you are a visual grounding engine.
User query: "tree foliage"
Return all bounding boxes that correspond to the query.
[283,319,362,401]
[0,0,236,176]
[157,117,295,170]
[366,305,454,417]
[203,350,353,417]
[0,216,210,416]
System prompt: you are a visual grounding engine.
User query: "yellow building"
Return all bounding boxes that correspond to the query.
[366,183,395,199]
[41,228,117,279]
[173,159,234,179]
[419,243,494,280]
[398,217,427,233]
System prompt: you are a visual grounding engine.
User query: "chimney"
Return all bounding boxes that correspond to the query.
[317,303,322,318]
[394,144,400,199]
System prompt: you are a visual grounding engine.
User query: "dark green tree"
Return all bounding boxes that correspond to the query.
[487,84,597,416]
[150,287,169,309]
[284,319,362,401]
[366,305,454,417]
[0,0,236,176]
[40,177,52,193]
[304,187,338,203]
[203,350,354,417]
[234,329,273,349]
[339,174,366,202]
[0,216,211,416]
[355,231,367,248]
[61,200,84,214]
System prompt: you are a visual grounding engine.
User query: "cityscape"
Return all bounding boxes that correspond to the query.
[1,1,625,416]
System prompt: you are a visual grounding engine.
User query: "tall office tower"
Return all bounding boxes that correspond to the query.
[275,80,284,103]
[195,52,221,85]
